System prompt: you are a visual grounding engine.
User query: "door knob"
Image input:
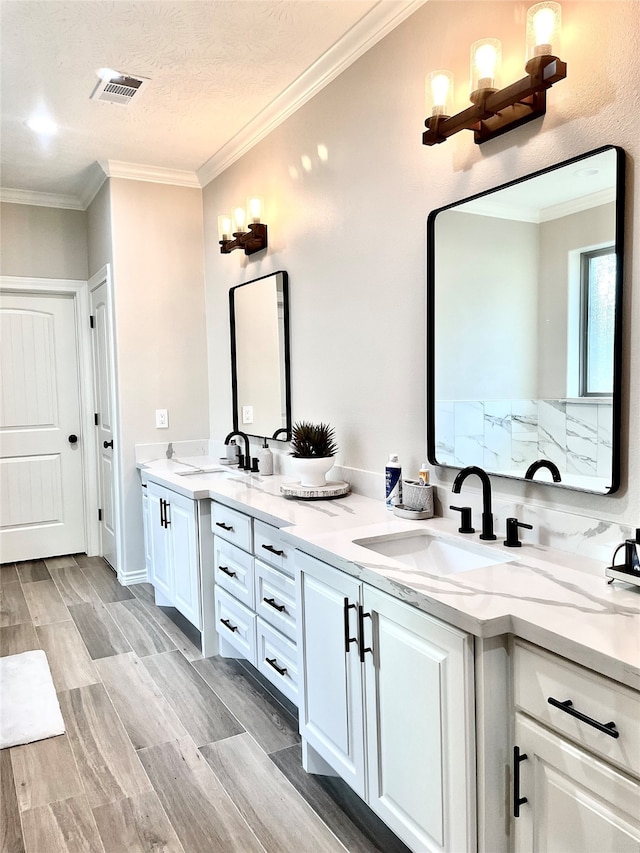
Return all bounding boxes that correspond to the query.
[103,440,114,449]
[68,434,78,444]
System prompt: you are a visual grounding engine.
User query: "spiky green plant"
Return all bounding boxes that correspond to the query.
[290,421,338,458]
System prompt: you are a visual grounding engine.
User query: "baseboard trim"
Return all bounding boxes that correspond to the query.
[119,568,148,587]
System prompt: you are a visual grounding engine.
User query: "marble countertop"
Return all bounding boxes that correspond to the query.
[139,458,640,691]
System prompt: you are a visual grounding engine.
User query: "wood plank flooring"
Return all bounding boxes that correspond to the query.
[0,554,410,853]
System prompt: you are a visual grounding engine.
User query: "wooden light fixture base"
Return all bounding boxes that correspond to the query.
[423,56,567,146]
[220,222,268,255]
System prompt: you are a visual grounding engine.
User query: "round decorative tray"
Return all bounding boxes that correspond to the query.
[280,480,351,500]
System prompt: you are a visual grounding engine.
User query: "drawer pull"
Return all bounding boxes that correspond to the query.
[220,618,238,633]
[263,597,286,613]
[218,565,237,578]
[547,697,620,739]
[265,657,287,676]
[261,543,285,557]
[215,522,234,531]
[513,746,528,817]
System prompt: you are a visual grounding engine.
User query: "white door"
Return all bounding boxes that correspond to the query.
[90,278,117,569]
[363,585,475,853]
[296,551,366,798]
[147,481,172,600]
[514,714,640,853]
[0,291,86,561]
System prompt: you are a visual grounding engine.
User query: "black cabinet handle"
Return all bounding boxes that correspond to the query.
[343,598,358,654]
[265,657,287,676]
[357,605,373,663]
[68,434,78,444]
[220,618,238,633]
[513,746,528,817]
[218,565,236,578]
[215,522,233,531]
[263,597,285,613]
[159,498,166,528]
[547,697,620,738]
[261,543,285,557]
[103,439,114,449]
[163,499,170,527]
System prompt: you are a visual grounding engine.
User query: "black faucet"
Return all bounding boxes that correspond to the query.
[224,430,251,470]
[451,466,496,540]
[524,459,562,483]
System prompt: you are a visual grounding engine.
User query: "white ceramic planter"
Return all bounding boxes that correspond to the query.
[292,456,335,487]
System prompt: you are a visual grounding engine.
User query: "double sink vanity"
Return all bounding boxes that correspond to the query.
[138,455,640,853]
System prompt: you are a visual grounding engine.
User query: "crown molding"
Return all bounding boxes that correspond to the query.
[197,0,428,186]
[99,160,200,188]
[540,187,616,223]
[78,164,109,210]
[0,187,85,210]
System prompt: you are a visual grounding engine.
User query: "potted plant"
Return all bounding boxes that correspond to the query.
[290,421,339,487]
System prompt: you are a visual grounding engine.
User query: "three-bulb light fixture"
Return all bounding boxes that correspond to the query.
[423,1,566,146]
[218,196,267,255]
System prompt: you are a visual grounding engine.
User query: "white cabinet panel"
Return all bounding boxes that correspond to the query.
[514,714,640,853]
[214,537,254,609]
[215,585,257,665]
[255,559,296,640]
[256,617,298,705]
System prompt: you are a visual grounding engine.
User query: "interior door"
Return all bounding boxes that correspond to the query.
[0,290,86,561]
[90,278,117,569]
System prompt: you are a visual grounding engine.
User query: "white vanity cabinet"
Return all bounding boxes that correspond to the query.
[296,550,476,853]
[147,479,201,628]
[512,640,640,852]
[212,505,299,705]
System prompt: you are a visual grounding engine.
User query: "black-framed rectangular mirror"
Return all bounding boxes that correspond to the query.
[230,270,291,441]
[427,145,625,494]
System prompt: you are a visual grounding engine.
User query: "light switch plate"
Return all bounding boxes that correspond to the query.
[156,409,169,428]
[242,405,254,424]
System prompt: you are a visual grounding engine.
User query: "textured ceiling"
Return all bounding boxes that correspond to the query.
[0,0,407,202]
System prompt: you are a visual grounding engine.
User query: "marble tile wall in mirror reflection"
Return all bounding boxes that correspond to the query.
[427,146,625,494]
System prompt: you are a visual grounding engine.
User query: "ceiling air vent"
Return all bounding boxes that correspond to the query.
[90,73,150,106]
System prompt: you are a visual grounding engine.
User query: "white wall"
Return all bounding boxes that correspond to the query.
[202,0,640,548]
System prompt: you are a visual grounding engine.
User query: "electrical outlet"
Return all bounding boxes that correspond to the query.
[155,409,169,428]
[242,405,254,424]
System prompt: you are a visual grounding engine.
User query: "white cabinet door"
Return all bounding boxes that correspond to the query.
[142,486,152,577]
[296,551,366,798]
[147,481,172,600]
[514,714,640,853]
[363,585,476,853]
[168,491,201,629]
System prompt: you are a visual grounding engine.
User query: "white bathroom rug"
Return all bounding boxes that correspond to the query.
[0,650,65,749]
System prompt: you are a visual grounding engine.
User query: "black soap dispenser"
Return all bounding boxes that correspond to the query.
[605,528,640,587]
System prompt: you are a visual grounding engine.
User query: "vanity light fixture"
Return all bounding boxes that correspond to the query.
[423,2,566,146]
[218,196,268,256]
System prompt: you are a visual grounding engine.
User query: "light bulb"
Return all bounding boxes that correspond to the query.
[232,206,246,233]
[246,196,263,223]
[526,2,561,60]
[218,214,232,241]
[426,71,454,117]
[470,39,501,101]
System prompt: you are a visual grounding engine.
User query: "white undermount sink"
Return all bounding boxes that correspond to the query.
[353,531,514,575]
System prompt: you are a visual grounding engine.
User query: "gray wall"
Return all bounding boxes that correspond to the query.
[0,202,88,280]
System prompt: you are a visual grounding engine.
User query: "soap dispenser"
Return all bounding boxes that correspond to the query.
[258,438,273,476]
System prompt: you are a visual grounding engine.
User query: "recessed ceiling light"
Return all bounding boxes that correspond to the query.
[96,67,120,81]
[574,167,600,177]
[25,115,58,136]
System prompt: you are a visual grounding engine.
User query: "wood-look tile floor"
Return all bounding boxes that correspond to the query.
[0,555,411,853]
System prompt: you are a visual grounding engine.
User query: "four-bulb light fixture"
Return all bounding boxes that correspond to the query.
[423,2,566,146]
[218,196,267,255]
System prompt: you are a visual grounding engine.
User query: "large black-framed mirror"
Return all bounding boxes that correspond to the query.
[427,145,625,495]
[230,270,291,441]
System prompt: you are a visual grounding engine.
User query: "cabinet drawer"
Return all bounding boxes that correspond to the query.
[211,502,253,551]
[214,538,254,609]
[256,617,298,706]
[254,521,294,577]
[514,640,640,779]
[215,586,256,665]
[254,559,296,640]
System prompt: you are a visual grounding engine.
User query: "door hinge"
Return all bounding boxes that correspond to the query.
[98,508,102,521]
[94,413,99,426]
[89,315,95,328]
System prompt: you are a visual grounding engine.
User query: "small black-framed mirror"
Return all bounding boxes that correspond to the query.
[427,145,625,494]
[230,270,291,441]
